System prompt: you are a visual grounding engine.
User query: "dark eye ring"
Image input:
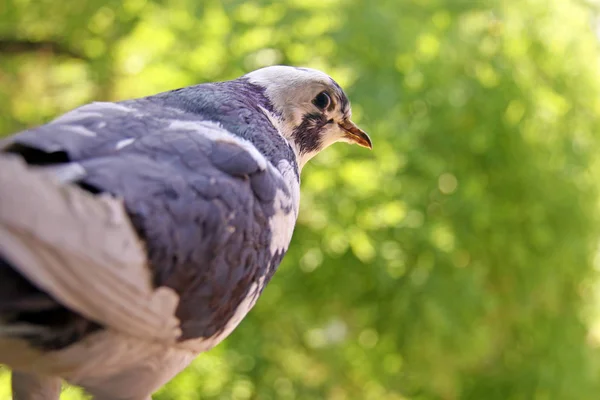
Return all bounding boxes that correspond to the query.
[313,91,332,110]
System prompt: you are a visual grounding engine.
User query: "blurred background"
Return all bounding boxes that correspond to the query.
[2,0,600,398]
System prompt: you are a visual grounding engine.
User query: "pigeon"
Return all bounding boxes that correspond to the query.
[0,65,372,399]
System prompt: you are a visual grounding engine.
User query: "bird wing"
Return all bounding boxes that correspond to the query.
[0,154,181,343]
[0,100,298,349]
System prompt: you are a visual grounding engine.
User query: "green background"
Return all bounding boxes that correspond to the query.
[2,0,600,398]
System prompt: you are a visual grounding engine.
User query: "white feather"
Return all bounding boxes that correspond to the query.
[167,120,269,171]
[115,138,135,150]
[51,102,133,125]
[267,159,300,254]
[66,125,96,137]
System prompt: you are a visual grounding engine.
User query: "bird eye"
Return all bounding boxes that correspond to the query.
[313,91,332,110]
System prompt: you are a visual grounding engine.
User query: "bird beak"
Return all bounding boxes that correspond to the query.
[339,120,373,149]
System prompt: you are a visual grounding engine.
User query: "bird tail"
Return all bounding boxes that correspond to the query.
[0,155,103,357]
[0,155,56,327]
[0,153,181,346]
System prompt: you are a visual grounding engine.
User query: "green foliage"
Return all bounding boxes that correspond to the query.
[2,0,600,398]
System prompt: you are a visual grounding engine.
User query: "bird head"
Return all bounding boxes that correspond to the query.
[244,66,372,168]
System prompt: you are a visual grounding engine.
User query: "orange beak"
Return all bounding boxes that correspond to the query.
[339,120,373,149]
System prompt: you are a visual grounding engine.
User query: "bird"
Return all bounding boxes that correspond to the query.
[0,65,372,399]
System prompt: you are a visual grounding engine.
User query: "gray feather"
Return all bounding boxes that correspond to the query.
[0,77,301,399]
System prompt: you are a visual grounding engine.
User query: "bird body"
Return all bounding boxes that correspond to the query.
[0,66,371,399]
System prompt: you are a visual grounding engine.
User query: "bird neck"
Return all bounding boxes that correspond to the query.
[255,106,317,171]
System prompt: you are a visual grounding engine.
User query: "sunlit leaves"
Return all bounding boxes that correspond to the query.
[2,0,600,399]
